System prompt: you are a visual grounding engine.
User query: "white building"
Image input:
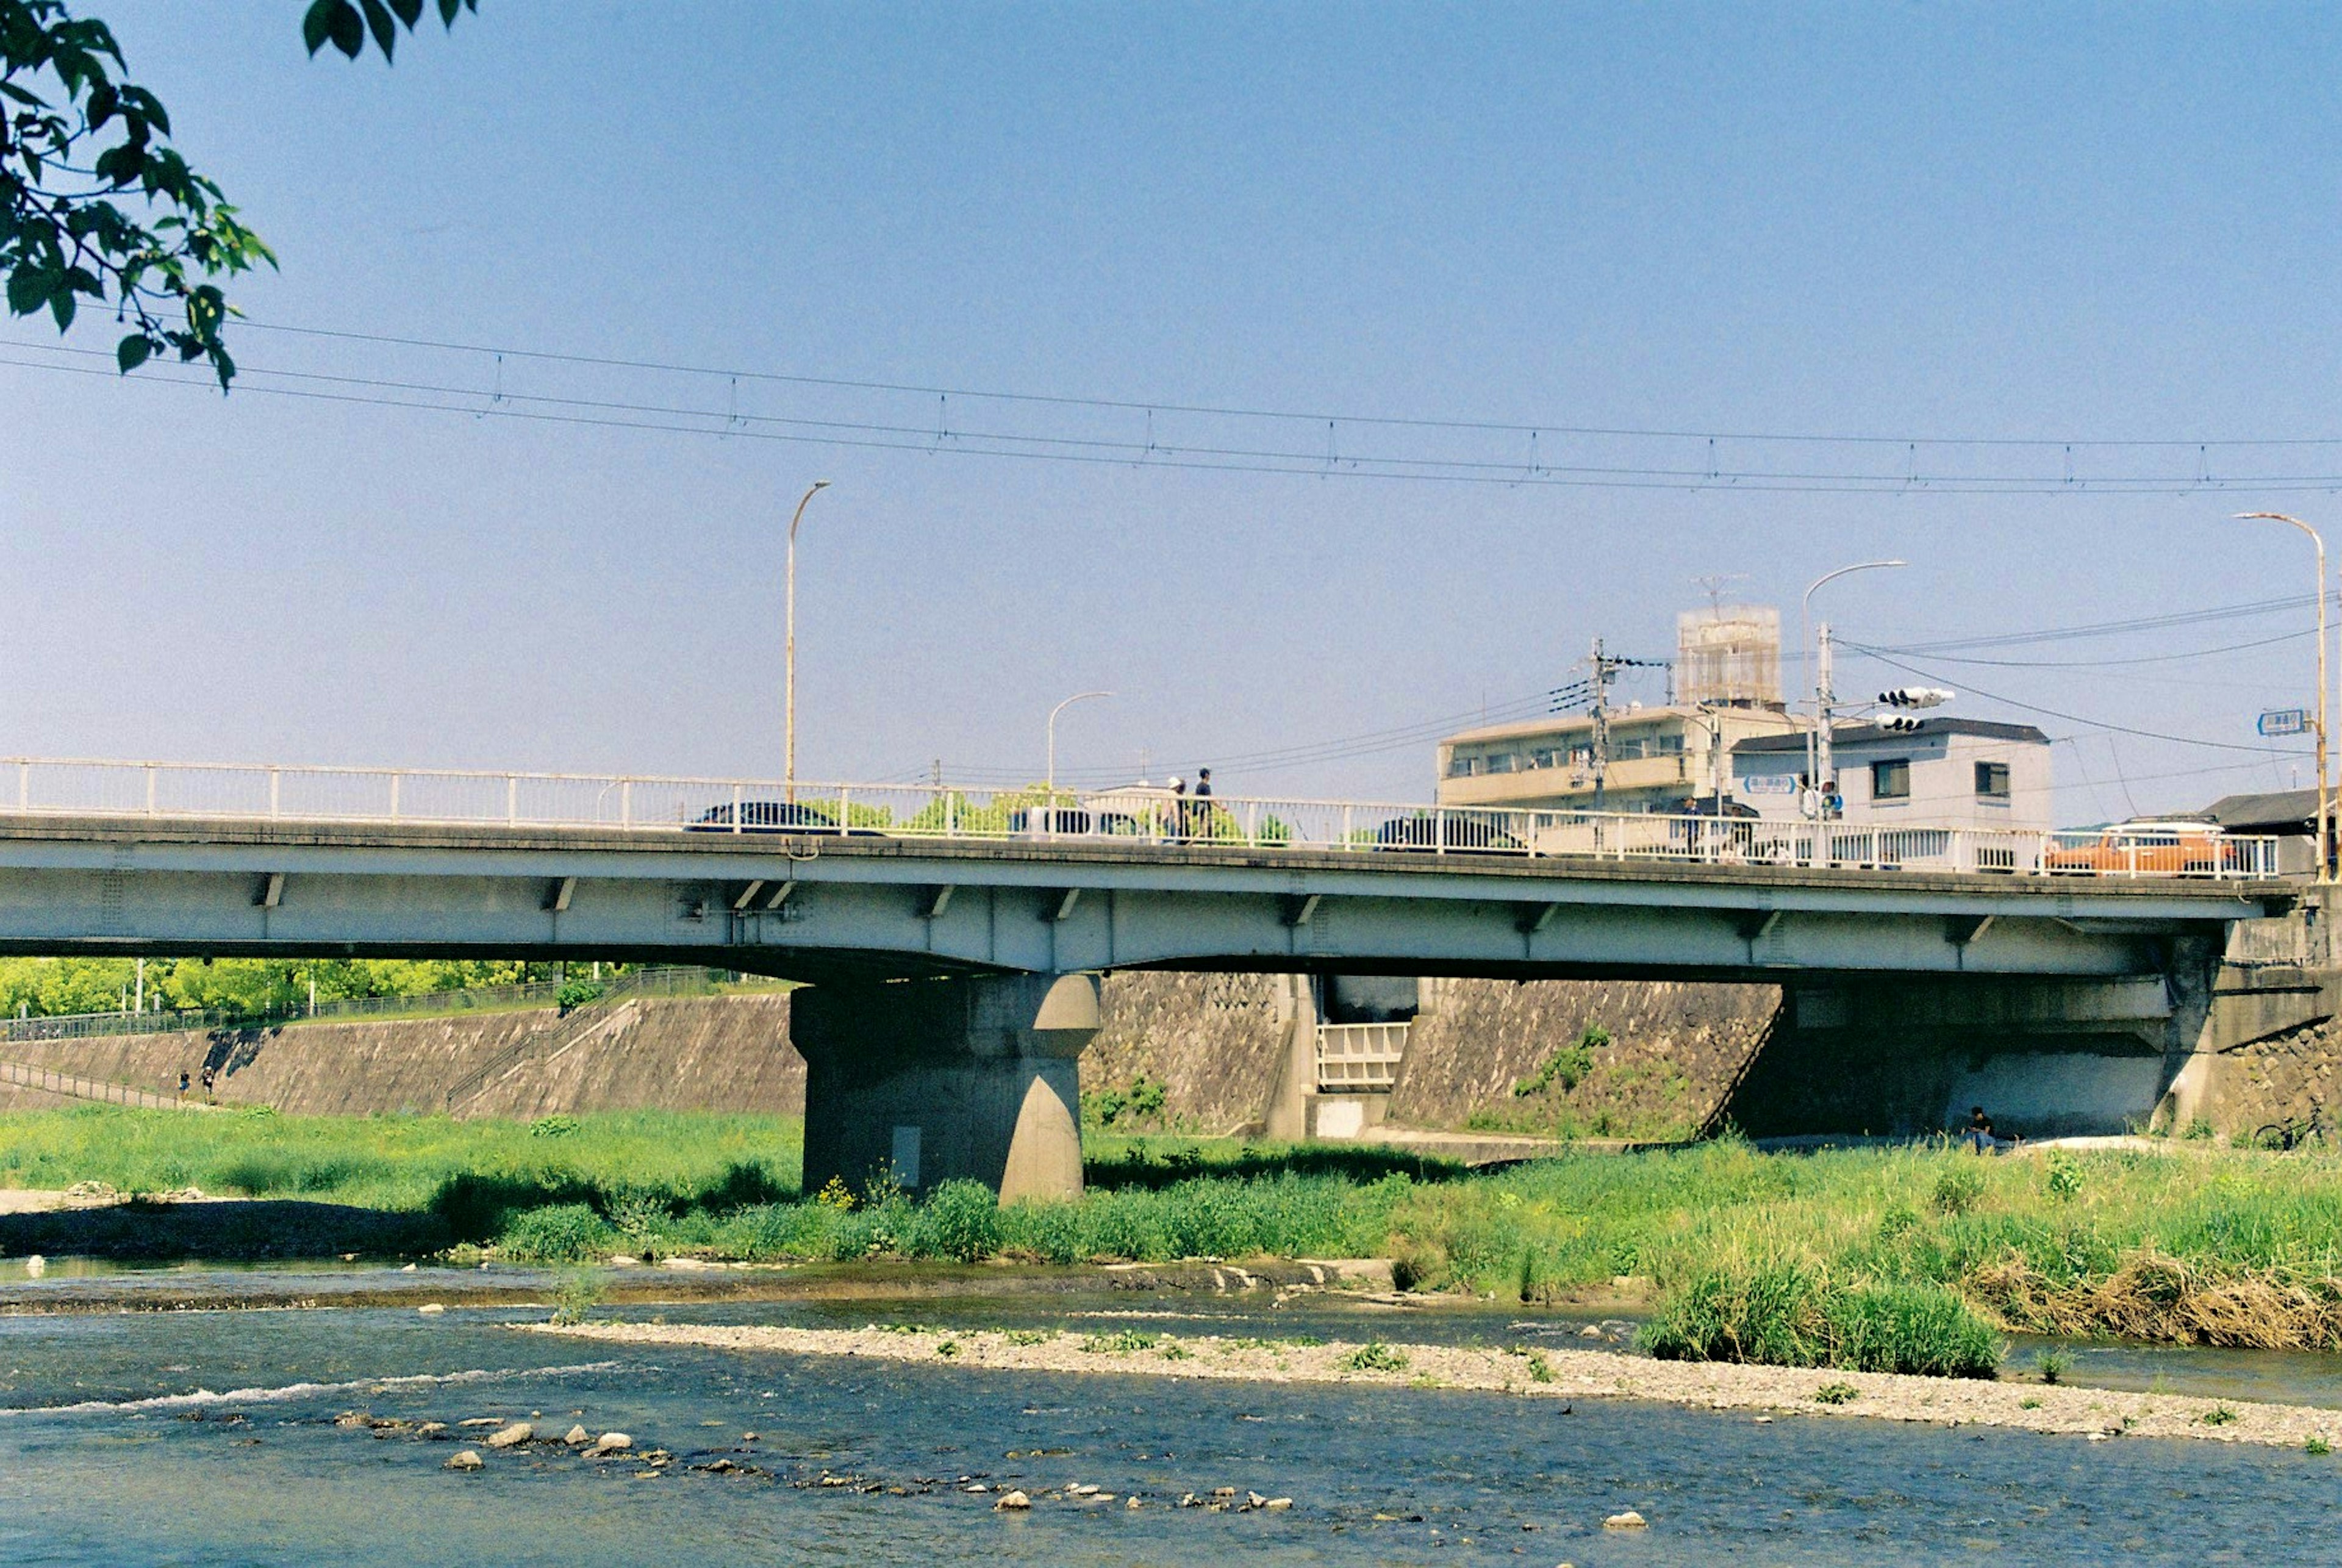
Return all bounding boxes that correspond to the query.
[1730,718,2054,831]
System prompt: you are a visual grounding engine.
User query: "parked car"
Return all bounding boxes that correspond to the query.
[2046,818,2235,875]
[686,801,874,834]
[1372,812,1524,854]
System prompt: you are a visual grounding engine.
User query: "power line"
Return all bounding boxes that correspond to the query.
[1864,594,2326,654]
[228,319,2342,453]
[1841,628,2314,670]
[1855,648,2298,755]
[18,337,2342,495]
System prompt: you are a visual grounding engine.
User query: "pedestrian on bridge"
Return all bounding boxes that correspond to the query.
[176,1070,189,1103]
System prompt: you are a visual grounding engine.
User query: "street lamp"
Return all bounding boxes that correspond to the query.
[1801,559,1908,819]
[1045,690,1113,800]
[2237,513,2330,882]
[784,479,832,801]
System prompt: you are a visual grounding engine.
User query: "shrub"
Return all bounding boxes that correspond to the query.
[1342,1342,1409,1373]
[555,979,605,1013]
[2044,1154,2085,1202]
[1642,1262,1823,1366]
[1822,1283,2004,1378]
[2037,1350,2071,1384]
[499,1203,617,1263]
[1513,1026,1611,1097]
[2203,1405,2238,1427]
[529,1115,581,1139]
[913,1180,1003,1262]
[1931,1165,1986,1215]
[549,1269,605,1325]
[1813,1381,1859,1405]
[1642,1266,2001,1378]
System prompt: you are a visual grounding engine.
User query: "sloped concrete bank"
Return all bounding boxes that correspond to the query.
[0,993,801,1117]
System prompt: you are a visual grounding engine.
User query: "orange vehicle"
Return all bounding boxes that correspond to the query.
[2044,818,2236,876]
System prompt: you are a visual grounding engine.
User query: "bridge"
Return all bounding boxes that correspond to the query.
[0,756,2300,1198]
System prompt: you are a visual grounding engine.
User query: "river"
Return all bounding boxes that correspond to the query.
[3,1267,2338,1564]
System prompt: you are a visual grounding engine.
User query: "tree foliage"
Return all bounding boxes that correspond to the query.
[2,0,476,390]
[300,0,477,65]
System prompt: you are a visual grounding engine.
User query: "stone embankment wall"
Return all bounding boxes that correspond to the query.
[1392,979,1781,1133]
[1084,973,1782,1136]
[0,993,802,1118]
[1085,973,1298,1133]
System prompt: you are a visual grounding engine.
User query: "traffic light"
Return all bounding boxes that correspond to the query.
[1877,687,1955,708]
[1875,714,1928,732]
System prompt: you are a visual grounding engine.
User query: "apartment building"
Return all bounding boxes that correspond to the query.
[1730,718,2054,831]
[1436,703,1806,814]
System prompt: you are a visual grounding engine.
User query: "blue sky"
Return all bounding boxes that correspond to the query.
[5,2,2340,819]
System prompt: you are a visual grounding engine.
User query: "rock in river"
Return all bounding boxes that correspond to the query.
[445,1451,484,1472]
[485,1423,532,1449]
[994,1490,1031,1511]
[564,1425,591,1445]
[1603,1510,1648,1530]
[589,1432,632,1455]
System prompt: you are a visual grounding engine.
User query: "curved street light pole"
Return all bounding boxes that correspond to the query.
[2237,513,2330,882]
[1046,691,1114,800]
[784,479,833,802]
[1800,559,1908,820]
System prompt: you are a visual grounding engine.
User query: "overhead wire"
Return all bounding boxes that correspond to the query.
[16,334,2342,493]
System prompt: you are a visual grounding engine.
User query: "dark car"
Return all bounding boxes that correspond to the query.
[1371,812,1524,854]
[1007,806,1095,836]
[687,800,867,834]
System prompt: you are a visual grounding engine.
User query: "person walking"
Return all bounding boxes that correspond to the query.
[199,1064,217,1104]
[1192,768,1214,839]
[176,1070,189,1103]
[1166,776,1188,842]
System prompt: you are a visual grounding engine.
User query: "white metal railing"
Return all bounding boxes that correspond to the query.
[0,1058,219,1111]
[0,756,2287,881]
[1317,1021,1409,1091]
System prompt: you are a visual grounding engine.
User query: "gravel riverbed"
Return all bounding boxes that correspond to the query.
[525,1319,2342,1449]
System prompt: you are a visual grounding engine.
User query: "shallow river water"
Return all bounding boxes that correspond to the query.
[4,1275,2340,1565]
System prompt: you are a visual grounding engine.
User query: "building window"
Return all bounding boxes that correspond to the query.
[1529,748,1558,769]
[1872,759,1911,801]
[1486,752,1517,774]
[1448,754,1479,778]
[1975,761,2011,800]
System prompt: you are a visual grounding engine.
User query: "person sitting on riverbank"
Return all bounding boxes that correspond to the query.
[1964,1105,2010,1154]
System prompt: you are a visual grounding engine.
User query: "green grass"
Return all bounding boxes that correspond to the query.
[0,1105,804,1214]
[26,1112,2342,1368]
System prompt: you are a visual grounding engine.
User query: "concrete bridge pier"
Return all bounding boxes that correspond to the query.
[790,972,1099,1203]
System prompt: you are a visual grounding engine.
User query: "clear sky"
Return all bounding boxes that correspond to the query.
[5,2,2340,821]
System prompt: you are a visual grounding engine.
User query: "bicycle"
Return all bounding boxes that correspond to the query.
[2252,1107,2328,1151]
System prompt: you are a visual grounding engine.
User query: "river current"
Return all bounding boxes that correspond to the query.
[2,1273,2337,1565]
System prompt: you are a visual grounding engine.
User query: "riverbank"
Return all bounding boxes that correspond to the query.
[526,1318,2342,1450]
[21,1110,2342,1363]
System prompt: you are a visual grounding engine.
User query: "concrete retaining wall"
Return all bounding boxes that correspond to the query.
[0,993,802,1118]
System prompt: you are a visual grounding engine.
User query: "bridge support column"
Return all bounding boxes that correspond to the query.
[790,973,1099,1202]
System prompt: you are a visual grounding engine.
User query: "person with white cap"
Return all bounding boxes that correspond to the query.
[1166,776,1187,841]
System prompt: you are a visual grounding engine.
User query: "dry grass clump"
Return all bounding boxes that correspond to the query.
[1971,1250,2342,1350]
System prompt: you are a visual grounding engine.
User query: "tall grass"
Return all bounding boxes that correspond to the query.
[23,1110,2342,1362]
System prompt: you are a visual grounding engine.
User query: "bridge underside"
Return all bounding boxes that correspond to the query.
[0,817,2289,1194]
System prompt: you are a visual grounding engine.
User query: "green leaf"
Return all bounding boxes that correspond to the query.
[323,1,365,58]
[303,0,345,55]
[5,268,52,317]
[389,0,424,24]
[48,288,74,331]
[116,334,152,373]
[357,0,398,60]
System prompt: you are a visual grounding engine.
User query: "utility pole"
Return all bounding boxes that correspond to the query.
[2237,514,2332,882]
[1589,636,1611,813]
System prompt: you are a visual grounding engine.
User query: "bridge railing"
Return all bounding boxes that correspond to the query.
[0,757,2285,880]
